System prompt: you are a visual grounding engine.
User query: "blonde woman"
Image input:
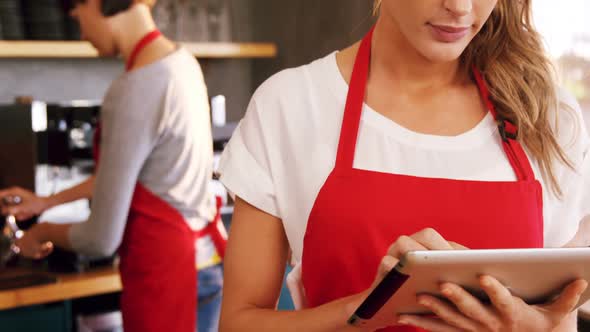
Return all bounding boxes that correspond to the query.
[218,0,590,331]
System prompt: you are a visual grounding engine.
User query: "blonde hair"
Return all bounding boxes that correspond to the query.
[374,0,571,195]
[373,0,382,15]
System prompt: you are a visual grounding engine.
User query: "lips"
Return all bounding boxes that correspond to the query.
[428,23,471,43]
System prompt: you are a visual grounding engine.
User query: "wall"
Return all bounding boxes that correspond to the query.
[0,1,374,121]
[0,59,121,104]
[250,0,375,89]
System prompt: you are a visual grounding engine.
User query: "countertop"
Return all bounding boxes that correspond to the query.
[0,266,121,310]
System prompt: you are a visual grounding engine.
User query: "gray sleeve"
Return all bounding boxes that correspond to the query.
[69,80,168,257]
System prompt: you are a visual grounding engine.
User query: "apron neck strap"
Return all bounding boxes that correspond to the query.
[471,68,535,181]
[472,67,518,140]
[126,30,162,72]
[335,26,374,171]
[95,30,162,166]
[334,26,536,181]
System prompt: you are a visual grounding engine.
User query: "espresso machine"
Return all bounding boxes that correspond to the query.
[0,100,114,273]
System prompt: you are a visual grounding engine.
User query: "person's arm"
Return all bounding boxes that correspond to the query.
[0,176,95,221]
[45,175,95,209]
[27,143,143,254]
[219,197,363,332]
[220,199,482,331]
[222,197,588,332]
[17,81,163,258]
[66,98,158,256]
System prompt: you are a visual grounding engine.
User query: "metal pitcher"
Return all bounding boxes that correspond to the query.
[0,196,23,267]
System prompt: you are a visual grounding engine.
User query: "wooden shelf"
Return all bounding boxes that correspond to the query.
[183,42,277,59]
[0,41,277,59]
[0,266,121,310]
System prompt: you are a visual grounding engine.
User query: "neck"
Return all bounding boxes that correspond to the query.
[372,16,465,93]
[109,4,158,63]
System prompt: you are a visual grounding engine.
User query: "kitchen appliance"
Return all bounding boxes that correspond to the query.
[0,104,42,271]
[0,104,37,194]
[0,214,21,267]
[0,101,114,273]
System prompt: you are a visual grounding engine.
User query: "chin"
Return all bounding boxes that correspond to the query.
[418,43,469,64]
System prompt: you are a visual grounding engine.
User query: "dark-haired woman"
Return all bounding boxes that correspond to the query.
[0,1,225,331]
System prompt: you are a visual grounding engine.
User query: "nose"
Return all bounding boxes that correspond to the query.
[443,0,473,16]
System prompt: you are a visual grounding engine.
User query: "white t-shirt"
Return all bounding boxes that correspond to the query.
[218,52,590,264]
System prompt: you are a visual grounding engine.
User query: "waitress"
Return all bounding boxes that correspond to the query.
[0,1,226,331]
[217,0,589,331]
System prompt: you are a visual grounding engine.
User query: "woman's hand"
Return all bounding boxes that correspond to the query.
[398,275,588,332]
[371,228,466,289]
[0,187,50,221]
[346,228,466,331]
[14,224,54,259]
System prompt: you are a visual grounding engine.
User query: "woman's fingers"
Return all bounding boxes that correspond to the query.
[412,228,455,251]
[386,235,427,259]
[448,241,469,250]
[416,294,483,331]
[479,276,517,318]
[387,228,455,260]
[37,242,54,259]
[441,282,500,329]
[544,279,588,317]
[374,255,399,286]
[380,229,466,288]
[14,236,53,260]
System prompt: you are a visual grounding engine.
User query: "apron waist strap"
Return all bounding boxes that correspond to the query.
[195,196,227,259]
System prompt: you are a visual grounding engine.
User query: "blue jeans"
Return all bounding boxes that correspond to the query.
[197,264,223,332]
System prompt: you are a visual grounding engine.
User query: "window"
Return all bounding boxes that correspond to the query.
[534,0,590,125]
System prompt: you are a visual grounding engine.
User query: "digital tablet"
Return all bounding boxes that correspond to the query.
[348,248,590,328]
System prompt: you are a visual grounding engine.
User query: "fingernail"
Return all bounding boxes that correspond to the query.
[481,276,491,287]
[441,286,452,296]
[440,282,453,293]
[417,297,430,306]
[398,317,410,325]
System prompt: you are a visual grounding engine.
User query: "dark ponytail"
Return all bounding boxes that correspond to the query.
[101,0,133,16]
[63,0,133,16]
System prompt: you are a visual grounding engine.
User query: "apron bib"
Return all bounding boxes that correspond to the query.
[300,27,543,332]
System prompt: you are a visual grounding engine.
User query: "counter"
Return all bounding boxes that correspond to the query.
[0,266,121,311]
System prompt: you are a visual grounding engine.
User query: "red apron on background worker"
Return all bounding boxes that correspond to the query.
[0,1,227,331]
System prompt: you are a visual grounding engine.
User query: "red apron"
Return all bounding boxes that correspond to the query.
[91,31,227,332]
[300,28,544,331]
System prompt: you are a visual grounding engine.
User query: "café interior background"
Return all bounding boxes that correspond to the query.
[0,0,588,331]
[0,0,588,121]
